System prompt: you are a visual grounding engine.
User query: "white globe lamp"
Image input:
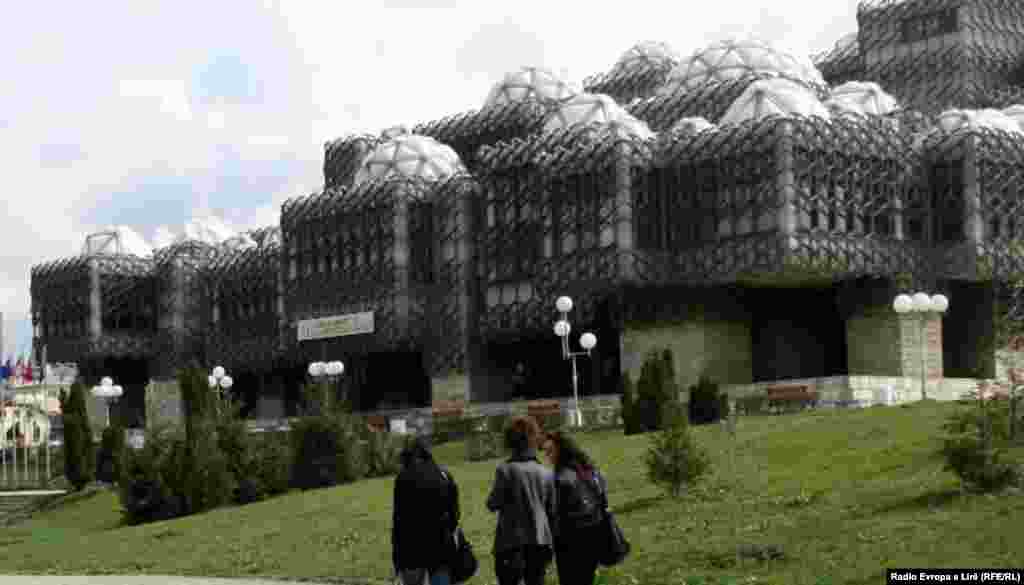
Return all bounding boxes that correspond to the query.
[911,292,932,312]
[554,320,571,338]
[893,294,913,314]
[556,296,573,313]
[579,332,597,351]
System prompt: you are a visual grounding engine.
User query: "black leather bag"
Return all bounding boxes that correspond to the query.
[586,471,630,567]
[448,526,478,584]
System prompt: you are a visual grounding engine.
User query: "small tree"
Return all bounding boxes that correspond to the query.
[688,376,730,425]
[645,415,711,498]
[634,349,670,432]
[621,372,641,435]
[97,423,127,484]
[59,382,95,490]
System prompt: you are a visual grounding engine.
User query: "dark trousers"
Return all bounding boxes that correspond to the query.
[495,545,552,585]
[556,542,600,585]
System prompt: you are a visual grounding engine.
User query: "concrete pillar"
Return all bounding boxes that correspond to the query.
[615,142,636,281]
[144,379,184,431]
[776,121,797,239]
[393,191,410,338]
[88,258,102,342]
[846,304,945,379]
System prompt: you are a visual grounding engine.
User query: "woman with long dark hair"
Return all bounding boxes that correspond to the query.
[392,436,459,585]
[543,431,606,585]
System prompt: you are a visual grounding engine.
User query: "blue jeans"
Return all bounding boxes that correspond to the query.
[399,567,450,585]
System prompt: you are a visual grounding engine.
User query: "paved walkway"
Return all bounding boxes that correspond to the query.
[0,490,66,496]
[0,578,377,585]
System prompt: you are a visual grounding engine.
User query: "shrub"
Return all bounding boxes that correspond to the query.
[96,424,127,484]
[250,431,293,498]
[363,428,404,478]
[688,376,730,425]
[177,366,236,514]
[216,418,262,504]
[58,382,95,491]
[940,389,1022,492]
[621,372,642,436]
[290,413,366,489]
[634,349,679,432]
[645,415,711,498]
[118,422,185,524]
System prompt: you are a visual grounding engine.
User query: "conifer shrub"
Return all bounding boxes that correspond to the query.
[940,388,1022,493]
[645,414,711,498]
[688,376,730,425]
[118,422,185,524]
[633,348,680,432]
[58,382,95,491]
[96,424,127,484]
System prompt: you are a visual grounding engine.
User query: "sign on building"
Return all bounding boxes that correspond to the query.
[297,311,375,341]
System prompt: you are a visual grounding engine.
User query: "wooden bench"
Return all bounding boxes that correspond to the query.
[365,414,389,433]
[765,386,819,413]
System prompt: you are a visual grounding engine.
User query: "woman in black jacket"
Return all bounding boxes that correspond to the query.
[392,436,459,585]
[543,431,606,585]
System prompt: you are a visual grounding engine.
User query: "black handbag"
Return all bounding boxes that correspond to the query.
[449,526,478,584]
[588,471,630,567]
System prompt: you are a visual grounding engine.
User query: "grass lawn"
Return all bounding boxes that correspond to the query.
[1,400,1021,585]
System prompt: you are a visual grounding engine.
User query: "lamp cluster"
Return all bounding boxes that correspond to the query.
[308,360,345,378]
[892,292,949,314]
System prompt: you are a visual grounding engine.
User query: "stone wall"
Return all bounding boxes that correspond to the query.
[144,379,183,430]
[432,374,471,405]
[721,375,983,407]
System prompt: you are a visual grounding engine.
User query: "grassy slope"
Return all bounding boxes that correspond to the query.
[0,401,1021,585]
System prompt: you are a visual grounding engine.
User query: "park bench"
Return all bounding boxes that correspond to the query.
[765,385,819,413]
[365,414,389,433]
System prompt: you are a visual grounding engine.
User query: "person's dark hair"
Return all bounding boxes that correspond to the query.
[546,431,594,476]
[400,435,433,467]
[504,416,542,452]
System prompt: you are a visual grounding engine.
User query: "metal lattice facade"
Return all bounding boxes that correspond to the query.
[28,4,1024,395]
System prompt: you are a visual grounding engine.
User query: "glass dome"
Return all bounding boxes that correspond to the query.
[610,41,681,74]
[81,225,154,257]
[543,93,654,139]
[662,37,825,95]
[936,108,1024,135]
[353,134,465,185]
[484,66,576,108]
[669,116,717,136]
[825,81,900,117]
[719,77,829,126]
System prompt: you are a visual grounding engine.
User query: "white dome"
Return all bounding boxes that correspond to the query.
[484,67,576,108]
[174,215,238,246]
[719,77,830,126]
[1001,104,1024,130]
[82,225,153,257]
[936,108,1024,135]
[661,38,825,95]
[543,93,655,139]
[353,134,465,185]
[826,81,900,117]
[611,41,681,74]
[669,116,717,136]
[221,233,258,250]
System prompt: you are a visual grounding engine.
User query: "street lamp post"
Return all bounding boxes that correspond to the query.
[308,360,345,413]
[893,292,950,401]
[91,376,123,428]
[554,296,598,428]
[208,366,235,415]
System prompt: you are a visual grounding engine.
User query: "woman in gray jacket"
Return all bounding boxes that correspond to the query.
[486,416,557,585]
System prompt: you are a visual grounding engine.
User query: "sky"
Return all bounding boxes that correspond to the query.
[0,0,859,360]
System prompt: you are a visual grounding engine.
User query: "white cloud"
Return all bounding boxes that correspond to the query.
[1,0,859,359]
